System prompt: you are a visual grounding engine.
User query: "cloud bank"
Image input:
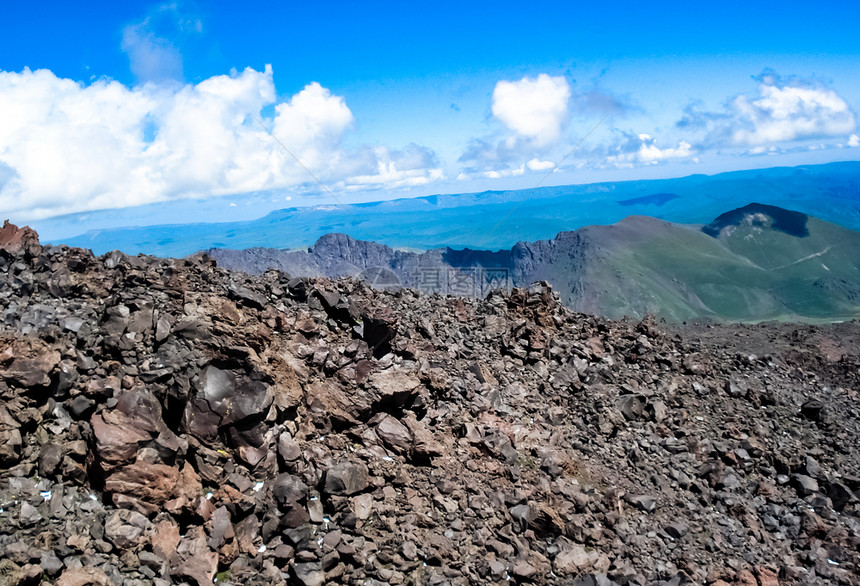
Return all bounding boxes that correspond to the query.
[595,71,856,170]
[0,66,443,220]
[729,72,856,146]
[606,133,695,166]
[678,71,857,151]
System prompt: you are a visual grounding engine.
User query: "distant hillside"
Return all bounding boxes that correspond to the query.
[702,202,809,238]
[209,204,860,322]
[49,161,860,257]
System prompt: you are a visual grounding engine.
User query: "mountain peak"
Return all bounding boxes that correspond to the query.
[701,203,809,239]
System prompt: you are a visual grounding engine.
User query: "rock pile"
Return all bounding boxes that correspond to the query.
[0,221,858,585]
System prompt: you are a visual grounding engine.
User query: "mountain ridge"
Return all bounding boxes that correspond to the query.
[208,204,860,322]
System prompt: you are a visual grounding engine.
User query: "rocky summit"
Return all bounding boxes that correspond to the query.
[1,220,859,586]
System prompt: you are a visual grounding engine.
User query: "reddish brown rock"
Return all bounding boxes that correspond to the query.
[0,404,22,464]
[91,410,153,470]
[756,567,780,586]
[169,526,218,586]
[105,461,181,505]
[0,220,42,257]
[164,461,203,515]
[55,566,112,586]
[305,380,363,425]
[151,517,181,561]
[736,569,758,586]
[375,414,413,451]
[0,337,60,387]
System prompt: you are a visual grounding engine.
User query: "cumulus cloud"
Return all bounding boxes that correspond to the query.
[602,132,695,167]
[848,134,859,147]
[460,74,630,178]
[526,158,555,171]
[730,72,855,145]
[678,71,857,150]
[0,66,443,220]
[458,74,573,178]
[491,74,571,147]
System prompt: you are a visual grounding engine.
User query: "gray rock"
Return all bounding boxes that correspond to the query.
[293,562,325,586]
[38,443,64,477]
[19,502,42,525]
[509,503,533,531]
[273,473,308,508]
[665,521,689,539]
[228,281,268,309]
[40,551,64,576]
[617,394,646,421]
[323,462,369,495]
[792,474,819,496]
[277,433,302,462]
[625,494,657,512]
[104,509,150,549]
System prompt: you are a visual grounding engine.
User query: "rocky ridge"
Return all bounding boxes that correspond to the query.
[207,203,860,322]
[1,220,859,585]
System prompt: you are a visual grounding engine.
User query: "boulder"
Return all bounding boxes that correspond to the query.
[324,462,369,495]
[272,473,308,508]
[375,414,413,451]
[104,461,181,505]
[0,220,42,258]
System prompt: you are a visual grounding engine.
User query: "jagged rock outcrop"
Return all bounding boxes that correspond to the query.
[1,223,859,585]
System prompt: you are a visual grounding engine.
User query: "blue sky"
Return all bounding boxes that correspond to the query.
[1,1,859,222]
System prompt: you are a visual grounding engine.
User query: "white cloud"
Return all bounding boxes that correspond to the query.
[730,78,856,146]
[457,74,572,177]
[456,164,527,181]
[849,134,860,147]
[681,71,857,150]
[0,66,443,221]
[526,158,555,171]
[487,165,525,179]
[605,133,695,166]
[341,145,445,189]
[491,74,571,147]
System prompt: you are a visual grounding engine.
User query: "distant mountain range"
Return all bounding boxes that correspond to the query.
[208,203,860,322]
[47,161,860,257]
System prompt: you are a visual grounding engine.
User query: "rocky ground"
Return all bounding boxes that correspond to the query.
[0,219,859,586]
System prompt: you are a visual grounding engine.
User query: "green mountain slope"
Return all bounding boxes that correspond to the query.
[524,204,860,322]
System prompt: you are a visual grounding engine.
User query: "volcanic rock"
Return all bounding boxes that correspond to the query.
[0,224,858,586]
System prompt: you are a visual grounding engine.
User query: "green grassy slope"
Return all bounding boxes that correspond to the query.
[533,209,860,322]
